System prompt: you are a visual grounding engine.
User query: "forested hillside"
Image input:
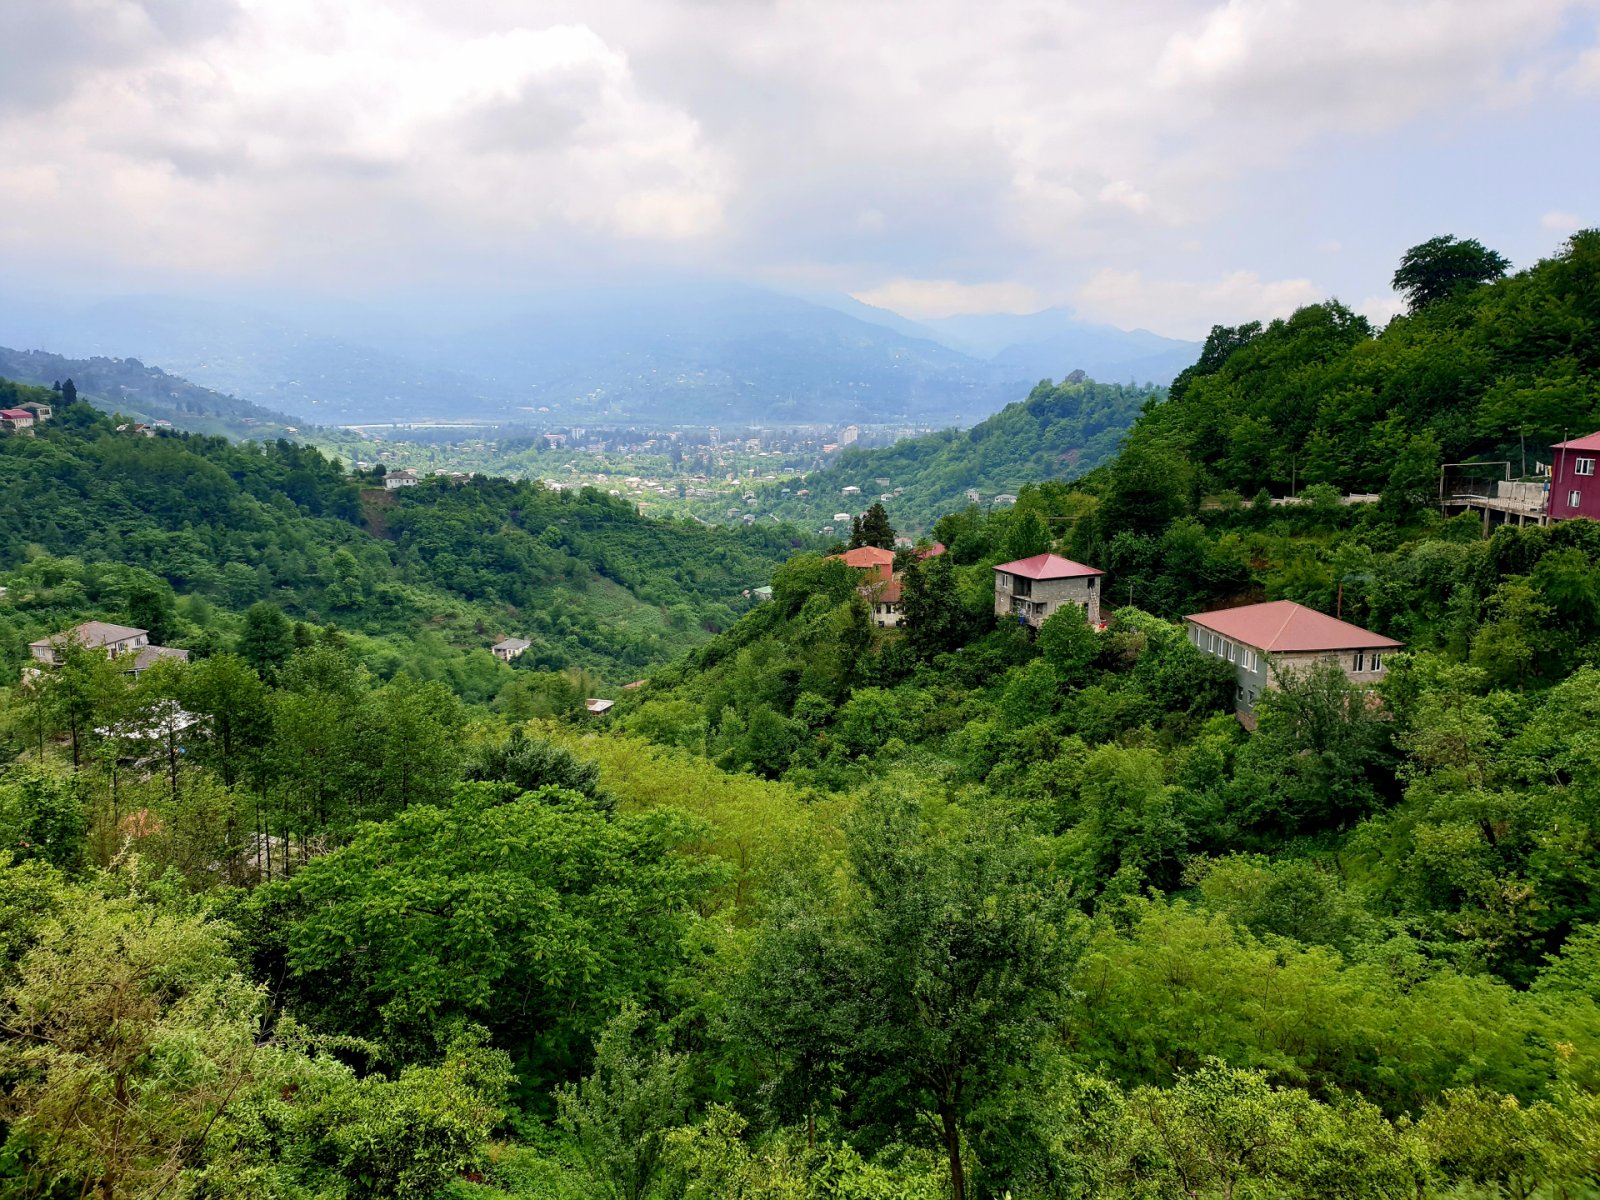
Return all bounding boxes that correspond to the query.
[3,233,1600,1200]
[0,346,300,438]
[1142,231,1600,496]
[0,397,794,691]
[754,377,1160,531]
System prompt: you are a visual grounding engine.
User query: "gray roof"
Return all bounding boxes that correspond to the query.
[493,637,532,651]
[127,645,190,671]
[29,621,147,650]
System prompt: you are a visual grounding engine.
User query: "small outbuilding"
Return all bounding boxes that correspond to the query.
[491,637,532,662]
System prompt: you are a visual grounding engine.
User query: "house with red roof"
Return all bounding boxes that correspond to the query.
[1549,431,1600,523]
[827,543,945,628]
[829,545,895,583]
[993,553,1104,629]
[1184,600,1403,725]
[1,408,36,431]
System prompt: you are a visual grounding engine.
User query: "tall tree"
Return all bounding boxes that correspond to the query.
[237,603,293,679]
[899,554,971,659]
[757,798,1084,1200]
[855,502,895,550]
[41,638,124,769]
[1392,235,1511,312]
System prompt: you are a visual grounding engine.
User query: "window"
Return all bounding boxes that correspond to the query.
[1353,651,1365,672]
[1371,652,1383,672]
[1569,490,1583,509]
[1241,647,1255,671]
[1226,640,1236,662]
[1208,631,1217,653]
[1576,458,1596,476]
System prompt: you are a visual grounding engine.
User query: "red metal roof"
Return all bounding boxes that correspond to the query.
[916,542,947,559]
[1553,431,1600,452]
[993,552,1103,580]
[0,409,33,419]
[1185,601,1402,652]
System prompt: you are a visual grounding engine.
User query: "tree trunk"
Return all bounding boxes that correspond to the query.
[940,1105,965,1200]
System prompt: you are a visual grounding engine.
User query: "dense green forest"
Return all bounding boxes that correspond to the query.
[2,233,1600,1200]
[0,347,301,439]
[0,400,796,690]
[753,379,1163,531]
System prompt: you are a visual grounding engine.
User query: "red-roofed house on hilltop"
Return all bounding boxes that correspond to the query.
[1549,431,1600,523]
[1185,600,1403,725]
[993,553,1104,628]
[829,545,895,583]
[1,408,36,432]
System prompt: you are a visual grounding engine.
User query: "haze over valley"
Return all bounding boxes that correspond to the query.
[0,283,1197,428]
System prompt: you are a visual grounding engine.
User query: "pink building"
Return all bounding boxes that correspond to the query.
[1549,432,1600,523]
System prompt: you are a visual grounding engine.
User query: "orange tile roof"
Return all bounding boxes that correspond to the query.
[831,546,896,568]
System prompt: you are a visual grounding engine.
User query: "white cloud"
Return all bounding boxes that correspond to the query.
[0,0,1594,332]
[1075,268,1322,338]
[1357,293,1409,327]
[851,279,1044,319]
[1542,210,1586,233]
[0,2,728,278]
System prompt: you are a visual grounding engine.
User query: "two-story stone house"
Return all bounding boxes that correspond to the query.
[1184,600,1403,726]
[993,553,1104,628]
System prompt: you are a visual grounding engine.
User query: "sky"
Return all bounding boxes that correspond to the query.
[0,0,1596,339]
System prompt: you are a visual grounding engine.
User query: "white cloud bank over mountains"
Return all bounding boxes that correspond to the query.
[0,0,1595,336]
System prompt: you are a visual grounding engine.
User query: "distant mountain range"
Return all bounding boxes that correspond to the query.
[0,346,299,438]
[0,284,1198,428]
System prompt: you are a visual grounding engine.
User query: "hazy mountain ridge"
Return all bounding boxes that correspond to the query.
[924,308,1200,385]
[0,345,300,437]
[0,285,1198,428]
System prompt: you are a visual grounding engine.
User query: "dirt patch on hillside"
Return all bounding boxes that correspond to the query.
[359,487,397,538]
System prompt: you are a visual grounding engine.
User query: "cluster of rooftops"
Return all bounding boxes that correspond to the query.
[824,548,1403,725]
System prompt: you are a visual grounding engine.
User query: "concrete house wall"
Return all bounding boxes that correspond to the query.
[995,573,1101,627]
[1185,623,1393,718]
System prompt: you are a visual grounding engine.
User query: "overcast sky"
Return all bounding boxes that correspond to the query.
[1,0,1596,338]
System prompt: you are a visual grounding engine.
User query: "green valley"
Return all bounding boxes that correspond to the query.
[2,232,1600,1200]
